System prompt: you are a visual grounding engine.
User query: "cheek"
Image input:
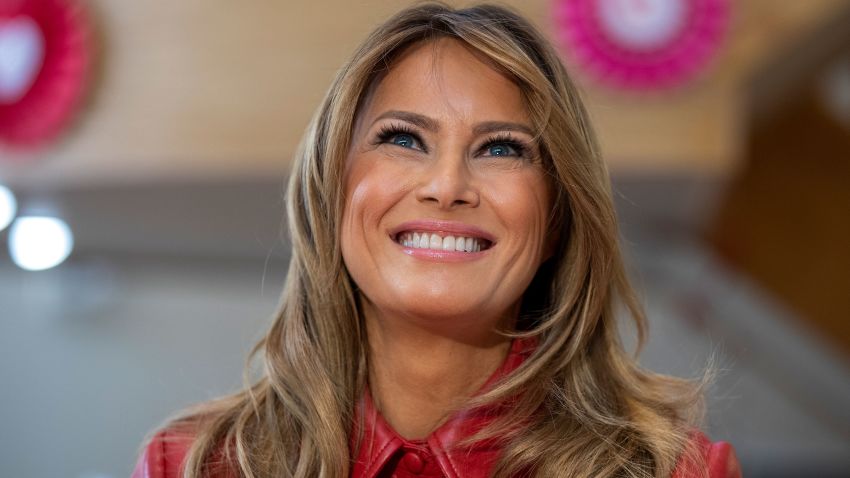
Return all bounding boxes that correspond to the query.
[487,171,554,255]
[340,156,412,266]
[341,163,376,260]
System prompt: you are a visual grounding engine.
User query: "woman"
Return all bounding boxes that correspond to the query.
[133,3,741,477]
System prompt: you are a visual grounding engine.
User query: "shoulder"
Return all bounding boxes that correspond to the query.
[131,425,239,478]
[672,430,742,478]
[131,428,196,478]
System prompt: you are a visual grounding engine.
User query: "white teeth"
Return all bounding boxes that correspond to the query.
[398,232,485,252]
[442,236,455,251]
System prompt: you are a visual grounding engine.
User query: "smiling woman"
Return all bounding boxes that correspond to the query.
[132,3,739,478]
[342,38,557,440]
[343,37,555,343]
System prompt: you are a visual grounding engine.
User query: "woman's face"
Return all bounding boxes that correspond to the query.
[341,38,555,334]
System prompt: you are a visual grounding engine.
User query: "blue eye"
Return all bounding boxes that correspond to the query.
[481,137,526,158]
[391,133,417,149]
[486,143,517,157]
[376,125,426,152]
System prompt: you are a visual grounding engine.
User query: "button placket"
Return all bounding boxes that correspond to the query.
[400,448,426,474]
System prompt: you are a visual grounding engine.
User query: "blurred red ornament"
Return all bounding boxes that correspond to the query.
[0,0,90,149]
[554,0,730,91]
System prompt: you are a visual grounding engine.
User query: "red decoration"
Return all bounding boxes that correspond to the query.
[0,0,91,149]
[554,0,731,91]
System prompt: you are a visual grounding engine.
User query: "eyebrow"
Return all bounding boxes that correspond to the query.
[473,121,534,136]
[373,110,439,132]
[371,110,534,136]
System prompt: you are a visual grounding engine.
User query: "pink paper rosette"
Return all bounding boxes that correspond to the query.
[0,0,90,149]
[553,0,730,90]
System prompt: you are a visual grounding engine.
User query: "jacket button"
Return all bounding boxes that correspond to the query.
[401,450,426,474]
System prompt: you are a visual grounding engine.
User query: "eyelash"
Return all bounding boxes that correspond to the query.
[480,134,528,158]
[375,123,426,152]
[374,124,531,159]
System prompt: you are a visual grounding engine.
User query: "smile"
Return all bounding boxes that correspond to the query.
[395,231,492,252]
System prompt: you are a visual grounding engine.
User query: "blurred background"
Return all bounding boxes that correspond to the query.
[1,0,848,476]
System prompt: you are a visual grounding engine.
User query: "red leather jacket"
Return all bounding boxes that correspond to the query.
[132,339,742,478]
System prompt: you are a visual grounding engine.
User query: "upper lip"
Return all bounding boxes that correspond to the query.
[389,219,496,243]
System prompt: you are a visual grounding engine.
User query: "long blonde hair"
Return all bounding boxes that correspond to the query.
[165,3,710,477]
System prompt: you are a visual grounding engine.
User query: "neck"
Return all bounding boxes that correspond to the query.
[364,302,513,440]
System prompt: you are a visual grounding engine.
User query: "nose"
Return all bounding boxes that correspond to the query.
[414,154,480,210]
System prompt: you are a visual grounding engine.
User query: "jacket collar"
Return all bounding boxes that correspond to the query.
[350,338,535,478]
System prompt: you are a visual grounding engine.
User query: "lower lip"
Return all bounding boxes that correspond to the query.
[394,240,491,262]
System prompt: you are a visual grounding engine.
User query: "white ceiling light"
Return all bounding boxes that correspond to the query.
[0,185,16,231]
[9,216,74,271]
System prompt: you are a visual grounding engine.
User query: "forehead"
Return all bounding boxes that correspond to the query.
[359,37,530,126]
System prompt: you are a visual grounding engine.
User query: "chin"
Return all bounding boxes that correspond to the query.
[385,290,501,323]
[357,274,514,328]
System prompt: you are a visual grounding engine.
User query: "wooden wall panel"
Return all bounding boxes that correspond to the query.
[0,0,847,187]
[710,87,850,357]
